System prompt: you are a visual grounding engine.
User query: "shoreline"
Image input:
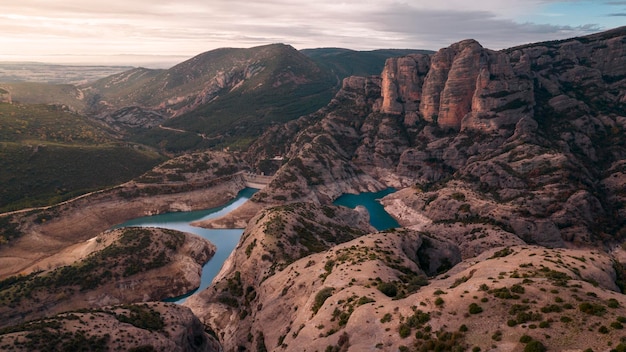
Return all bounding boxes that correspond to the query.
[0,177,247,279]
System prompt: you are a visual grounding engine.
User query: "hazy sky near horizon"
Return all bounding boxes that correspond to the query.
[1,0,624,67]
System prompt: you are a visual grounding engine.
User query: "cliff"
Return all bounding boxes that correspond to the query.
[246,26,626,248]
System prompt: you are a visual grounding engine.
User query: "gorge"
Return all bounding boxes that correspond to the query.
[0,26,625,351]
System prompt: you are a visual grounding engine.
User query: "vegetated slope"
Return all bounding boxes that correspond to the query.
[81,44,337,151]
[302,47,434,80]
[0,150,247,255]
[0,102,163,212]
[190,213,626,352]
[0,82,87,111]
[0,227,214,329]
[0,302,220,352]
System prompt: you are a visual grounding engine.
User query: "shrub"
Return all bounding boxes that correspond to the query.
[611,321,624,329]
[312,287,334,314]
[469,303,483,314]
[378,282,398,298]
[511,284,525,294]
[435,297,445,306]
[598,325,609,334]
[519,335,533,343]
[524,340,546,352]
[399,324,411,338]
[579,302,606,316]
[380,313,392,323]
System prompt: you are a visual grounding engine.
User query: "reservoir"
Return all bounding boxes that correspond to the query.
[333,188,399,231]
[113,187,257,303]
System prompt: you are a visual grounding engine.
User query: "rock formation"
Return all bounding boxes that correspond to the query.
[247,26,626,249]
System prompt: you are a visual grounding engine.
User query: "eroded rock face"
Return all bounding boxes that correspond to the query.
[248,26,626,249]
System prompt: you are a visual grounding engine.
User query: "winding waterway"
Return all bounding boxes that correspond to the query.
[113,187,398,303]
[113,188,257,303]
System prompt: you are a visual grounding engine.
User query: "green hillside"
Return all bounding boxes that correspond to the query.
[0,103,163,212]
[135,44,338,151]
[301,48,434,79]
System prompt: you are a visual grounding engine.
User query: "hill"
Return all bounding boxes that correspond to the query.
[0,102,163,212]
[302,47,434,80]
[80,44,336,151]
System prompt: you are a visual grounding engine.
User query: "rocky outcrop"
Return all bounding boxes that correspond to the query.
[186,201,626,352]
[0,302,220,352]
[184,203,462,351]
[0,227,215,329]
[381,39,535,132]
[248,26,626,249]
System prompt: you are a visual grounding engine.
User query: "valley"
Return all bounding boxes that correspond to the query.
[0,27,625,351]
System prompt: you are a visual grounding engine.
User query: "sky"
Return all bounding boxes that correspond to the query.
[1,0,624,67]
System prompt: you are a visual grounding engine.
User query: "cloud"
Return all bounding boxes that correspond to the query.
[607,12,626,15]
[0,0,616,65]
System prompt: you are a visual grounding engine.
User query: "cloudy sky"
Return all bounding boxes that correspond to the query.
[1,0,624,67]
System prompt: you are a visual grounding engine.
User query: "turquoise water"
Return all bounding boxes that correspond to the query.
[113,188,257,303]
[333,188,399,231]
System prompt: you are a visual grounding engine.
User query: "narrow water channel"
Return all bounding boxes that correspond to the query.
[113,187,398,303]
[113,188,257,303]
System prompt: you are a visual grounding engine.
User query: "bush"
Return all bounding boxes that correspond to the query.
[378,282,398,298]
[435,297,445,306]
[398,324,411,338]
[524,340,546,352]
[469,303,483,314]
[380,313,392,323]
[579,302,606,316]
[520,335,533,343]
[312,287,334,314]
